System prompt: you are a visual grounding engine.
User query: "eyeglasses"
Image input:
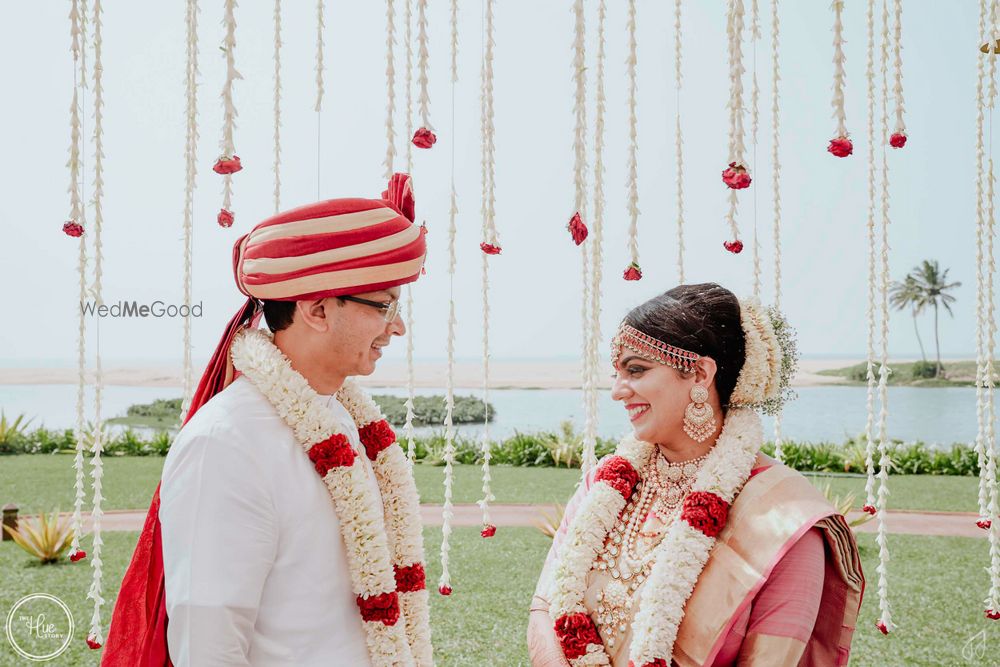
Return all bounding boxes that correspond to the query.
[338,295,402,322]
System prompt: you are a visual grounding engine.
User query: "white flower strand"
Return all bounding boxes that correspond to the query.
[583,0,608,476]
[404,0,413,172]
[416,0,432,130]
[831,0,849,138]
[975,0,992,535]
[724,0,746,242]
[675,0,685,284]
[891,0,905,134]
[86,0,107,643]
[751,0,761,298]
[771,0,784,462]
[863,0,879,510]
[315,0,324,112]
[272,0,281,213]
[220,0,240,215]
[874,0,895,632]
[383,0,397,180]
[624,0,640,270]
[180,0,200,421]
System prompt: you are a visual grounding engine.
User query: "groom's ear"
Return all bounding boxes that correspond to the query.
[296,298,335,333]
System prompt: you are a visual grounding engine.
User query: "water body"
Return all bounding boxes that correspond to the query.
[0,383,993,447]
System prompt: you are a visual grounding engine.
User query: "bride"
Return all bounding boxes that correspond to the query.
[528,283,864,666]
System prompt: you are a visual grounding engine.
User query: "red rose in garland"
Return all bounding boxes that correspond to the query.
[681,491,730,538]
[875,620,889,635]
[356,591,400,625]
[70,550,87,562]
[862,504,877,516]
[213,154,243,175]
[977,518,992,530]
[438,584,453,596]
[986,609,1000,620]
[594,455,640,499]
[828,136,853,158]
[721,162,752,189]
[481,524,497,538]
[394,563,426,592]
[63,221,84,237]
[359,420,396,461]
[623,262,642,281]
[412,127,437,149]
[307,433,356,476]
[217,208,235,228]
[723,239,744,254]
[87,635,102,650]
[889,132,907,148]
[480,242,502,255]
[567,212,588,245]
[554,612,602,660]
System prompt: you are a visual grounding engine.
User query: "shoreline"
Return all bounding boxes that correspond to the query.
[0,359,863,390]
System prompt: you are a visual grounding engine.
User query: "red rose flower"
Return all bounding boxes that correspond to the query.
[70,550,87,562]
[438,584,453,596]
[480,242,502,255]
[62,221,84,237]
[875,620,889,635]
[217,208,235,228]
[481,524,497,538]
[567,212,588,245]
[721,162,752,189]
[86,635,102,650]
[977,518,992,530]
[359,419,396,461]
[356,591,400,626]
[987,609,1000,620]
[394,563,427,592]
[723,239,744,254]
[307,433,356,477]
[554,612,601,661]
[213,154,243,175]
[594,455,640,500]
[828,136,853,158]
[382,173,416,222]
[412,127,437,149]
[623,263,642,281]
[681,491,730,538]
[889,132,907,148]
[862,504,877,516]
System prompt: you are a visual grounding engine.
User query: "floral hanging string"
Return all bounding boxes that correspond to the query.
[272,0,281,213]
[214,0,242,227]
[413,0,436,148]
[771,0,785,462]
[383,0,397,179]
[889,0,907,148]
[675,0,685,283]
[828,0,852,158]
[722,0,748,254]
[623,0,641,280]
[181,0,201,420]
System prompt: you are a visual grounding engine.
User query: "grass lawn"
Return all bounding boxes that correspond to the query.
[0,455,981,515]
[2,528,996,666]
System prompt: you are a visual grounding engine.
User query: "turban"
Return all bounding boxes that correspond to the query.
[100,173,424,667]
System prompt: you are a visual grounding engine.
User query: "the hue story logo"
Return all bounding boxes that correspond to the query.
[5,594,74,662]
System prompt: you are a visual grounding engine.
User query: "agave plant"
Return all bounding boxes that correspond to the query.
[0,411,33,452]
[818,482,874,530]
[534,504,566,539]
[543,421,582,468]
[3,510,75,564]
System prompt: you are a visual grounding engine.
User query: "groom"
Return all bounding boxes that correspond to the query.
[101,174,431,666]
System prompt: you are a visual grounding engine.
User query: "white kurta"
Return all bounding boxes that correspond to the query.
[161,375,380,666]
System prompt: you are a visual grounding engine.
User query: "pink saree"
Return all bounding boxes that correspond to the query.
[538,456,865,666]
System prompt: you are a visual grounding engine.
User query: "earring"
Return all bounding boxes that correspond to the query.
[683,385,716,443]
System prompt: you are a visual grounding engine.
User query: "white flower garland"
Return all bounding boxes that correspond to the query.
[404,0,413,172]
[219,0,240,220]
[181,0,200,420]
[402,0,416,456]
[863,0,879,512]
[272,0,281,213]
[750,0,761,298]
[674,0,684,284]
[231,329,432,665]
[831,0,848,139]
[315,0,324,113]
[383,0,397,180]
[724,0,747,244]
[624,0,640,274]
[770,0,784,461]
[416,0,432,133]
[550,409,763,666]
[891,0,905,135]
[729,299,781,407]
[975,0,990,527]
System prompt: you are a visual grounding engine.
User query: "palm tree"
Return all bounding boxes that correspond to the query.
[910,260,961,376]
[889,275,928,363]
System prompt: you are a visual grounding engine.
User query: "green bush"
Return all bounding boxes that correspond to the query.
[372,394,493,427]
[911,361,939,379]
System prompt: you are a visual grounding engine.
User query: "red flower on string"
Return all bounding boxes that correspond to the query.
[828,137,854,158]
[723,239,744,254]
[889,132,907,148]
[438,584,453,596]
[86,635,103,650]
[359,419,396,461]
[213,155,243,175]
[481,524,497,538]
[977,519,992,530]
[412,127,438,149]
[70,550,87,562]
[481,242,502,255]
[356,591,400,626]
[623,263,642,281]
[862,505,877,516]
[394,563,427,592]
[987,609,1000,620]
[594,455,640,500]
[217,209,235,228]
[875,620,889,635]
[681,491,730,538]
[567,212,588,245]
[307,433,356,476]
[63,221,84,237]
[721,162,752,189]
[554,612,602,661]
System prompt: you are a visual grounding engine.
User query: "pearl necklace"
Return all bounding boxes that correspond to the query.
[593,449,710,648]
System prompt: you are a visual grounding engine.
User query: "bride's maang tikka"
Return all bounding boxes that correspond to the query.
[611,323,700,373]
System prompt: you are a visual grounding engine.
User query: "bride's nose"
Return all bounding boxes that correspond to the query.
[610,374,633,402]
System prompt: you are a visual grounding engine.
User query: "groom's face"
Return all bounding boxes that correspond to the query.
[324,287,406,377]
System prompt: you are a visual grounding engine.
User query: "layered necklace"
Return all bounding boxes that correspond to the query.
[594,450,710,648]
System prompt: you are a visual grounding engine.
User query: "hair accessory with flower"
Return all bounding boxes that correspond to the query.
[728,298,798,415]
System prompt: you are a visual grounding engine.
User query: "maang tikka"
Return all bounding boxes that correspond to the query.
[683,384,715,442]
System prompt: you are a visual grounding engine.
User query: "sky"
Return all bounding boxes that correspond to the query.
[0,0,989,367]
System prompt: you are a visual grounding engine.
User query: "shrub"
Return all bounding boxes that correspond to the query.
[3,510,74,564]
[911,361,939,379]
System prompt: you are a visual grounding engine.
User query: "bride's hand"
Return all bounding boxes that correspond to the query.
[527,597,571,667]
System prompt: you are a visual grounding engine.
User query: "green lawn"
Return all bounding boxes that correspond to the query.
[0,455,981,515]
[2,529,996,666]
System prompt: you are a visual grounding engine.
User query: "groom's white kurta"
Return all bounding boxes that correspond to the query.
[161,375,379,666]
